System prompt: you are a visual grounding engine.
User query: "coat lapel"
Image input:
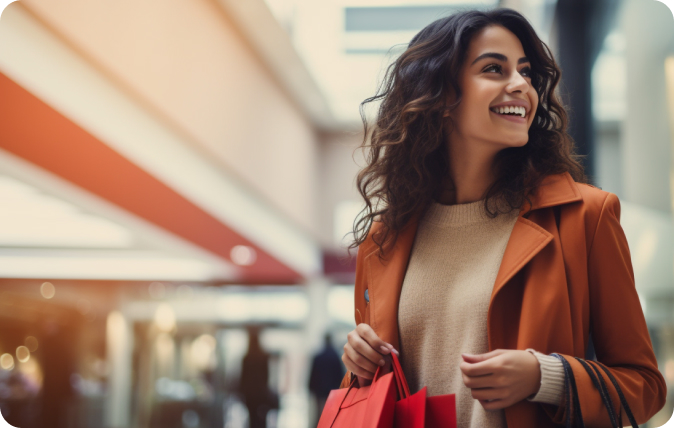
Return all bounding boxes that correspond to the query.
[492,172,583,299]
[365,172,583,350]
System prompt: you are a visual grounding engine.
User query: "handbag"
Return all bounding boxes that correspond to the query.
[316,351,457,428]
[553,354,639,428]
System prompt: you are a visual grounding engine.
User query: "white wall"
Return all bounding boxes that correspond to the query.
[20,0,321,237]
[318,131,366,248]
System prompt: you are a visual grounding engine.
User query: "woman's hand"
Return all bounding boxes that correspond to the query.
[459,349,541,410]
[342,323,397,386]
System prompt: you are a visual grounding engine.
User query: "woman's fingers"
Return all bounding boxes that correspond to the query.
[348,329,387,367]
[470,387,503,402]
[343,340,379,374]
[356,323,394,355]
[459,358,496,378]
[462,372,496,389]
[341,323,394,381]
[342,351,376,380]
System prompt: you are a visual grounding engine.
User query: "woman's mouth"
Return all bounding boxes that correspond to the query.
[489,107,527,124]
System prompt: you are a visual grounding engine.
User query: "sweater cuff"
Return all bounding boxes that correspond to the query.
[525,349,565,406]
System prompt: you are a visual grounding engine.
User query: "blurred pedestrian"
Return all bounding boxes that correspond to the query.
[240,327,277,428]
[308,333,344,426]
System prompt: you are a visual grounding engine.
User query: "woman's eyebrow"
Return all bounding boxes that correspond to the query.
[471,52,530,66]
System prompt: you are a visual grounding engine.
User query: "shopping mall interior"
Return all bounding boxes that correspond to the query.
[0,0,673,427]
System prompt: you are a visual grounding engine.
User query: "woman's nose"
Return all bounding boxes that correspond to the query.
[507,72,529,92]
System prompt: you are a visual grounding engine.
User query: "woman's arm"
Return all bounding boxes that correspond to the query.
[544,193,667,426]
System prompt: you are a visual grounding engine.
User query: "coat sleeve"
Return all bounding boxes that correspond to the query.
[338,232,374,389]
[544,192,667,426]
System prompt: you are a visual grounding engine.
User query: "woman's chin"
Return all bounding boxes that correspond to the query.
[493,137,528,148]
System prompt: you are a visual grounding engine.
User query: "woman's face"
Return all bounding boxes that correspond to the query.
[447,25,539,149]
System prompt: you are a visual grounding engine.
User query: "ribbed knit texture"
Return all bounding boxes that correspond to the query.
[526,349,566,405]
[397,198,564,428]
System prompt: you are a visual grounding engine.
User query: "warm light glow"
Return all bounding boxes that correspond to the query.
[16,346,30,363]
[230,245,257,266]
[25,336,38,352]
[40,281,55,299]
[107,311,126,344]
[17,357,41,384]
[190,334,217,371]
[0,353,15,370]
[154,303,176,332]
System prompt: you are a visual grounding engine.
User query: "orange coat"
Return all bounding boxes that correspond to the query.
[340,171,667,427]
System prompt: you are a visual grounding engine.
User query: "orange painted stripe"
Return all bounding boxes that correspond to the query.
[0,72,302,284]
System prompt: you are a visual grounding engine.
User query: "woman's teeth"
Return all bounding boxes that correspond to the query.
[490,106,526,118]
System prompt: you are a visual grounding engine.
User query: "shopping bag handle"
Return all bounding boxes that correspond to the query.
[390,352,411,399]
[365,353,410,401]
[366,363,389,401]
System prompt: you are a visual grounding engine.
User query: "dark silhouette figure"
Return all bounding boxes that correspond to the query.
[309,334,345,426]
[240,328,276,428]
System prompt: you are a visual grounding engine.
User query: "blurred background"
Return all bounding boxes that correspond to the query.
[0,0,672,427]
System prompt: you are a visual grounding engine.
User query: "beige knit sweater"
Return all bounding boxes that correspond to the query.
[398,198,565,428]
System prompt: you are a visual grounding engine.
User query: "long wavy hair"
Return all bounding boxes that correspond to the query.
[350,8,587,257]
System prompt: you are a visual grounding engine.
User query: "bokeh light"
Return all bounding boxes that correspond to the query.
[230,245,257,266]
[16,345,30,363]
[154,303,176,332]
[190,334,217,370]
[0,353,15,370]
[40,281,55,299]
[24,336,39,352]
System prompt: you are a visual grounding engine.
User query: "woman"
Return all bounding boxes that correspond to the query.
[339,8,667,428]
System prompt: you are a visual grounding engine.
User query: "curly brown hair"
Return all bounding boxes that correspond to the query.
[350,7,587,258]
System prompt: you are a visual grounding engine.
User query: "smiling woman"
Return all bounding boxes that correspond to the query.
[336,7,667,428]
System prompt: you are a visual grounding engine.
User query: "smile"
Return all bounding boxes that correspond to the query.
[490,109,527,124]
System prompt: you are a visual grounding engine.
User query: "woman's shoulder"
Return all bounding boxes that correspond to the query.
[572,181,621,217]
[532,172,622,234]
[565,180,624,243]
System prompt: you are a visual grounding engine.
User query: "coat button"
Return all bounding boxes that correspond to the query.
[364,289,369,303]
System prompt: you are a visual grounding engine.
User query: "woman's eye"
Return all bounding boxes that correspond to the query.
[484,64,533,79]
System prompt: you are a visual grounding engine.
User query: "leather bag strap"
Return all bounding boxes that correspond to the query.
[586,360,639,427]
[553,353,640,428]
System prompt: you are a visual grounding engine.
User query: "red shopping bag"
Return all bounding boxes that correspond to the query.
[391,352,457,428]
[317,351,456,428]
[317,363,399,428]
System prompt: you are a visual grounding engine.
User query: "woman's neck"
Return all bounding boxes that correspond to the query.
[438,135,499,205]
[437,162,497,205]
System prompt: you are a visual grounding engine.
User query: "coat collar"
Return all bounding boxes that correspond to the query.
[363,171,583,349]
